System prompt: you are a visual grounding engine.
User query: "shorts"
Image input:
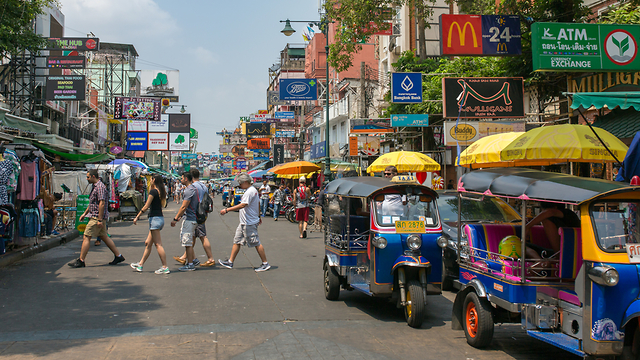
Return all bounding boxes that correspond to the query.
[180,219,197,247]
[149,216,164,231]
[195,223,206,238]
[233,223,260,248]
[296,207,310,222]
[84,218,107,238]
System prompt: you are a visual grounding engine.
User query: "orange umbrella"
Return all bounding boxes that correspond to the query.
[270,161,321,175]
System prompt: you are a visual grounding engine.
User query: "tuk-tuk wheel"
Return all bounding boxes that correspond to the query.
[404,280,425,328]
[324,265,340,300]
[463,292,494,348]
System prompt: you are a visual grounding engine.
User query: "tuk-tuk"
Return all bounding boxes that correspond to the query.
[451,168,640,358]
[222,184,231,207]
[230,187,244,207]
[322,176,443,328]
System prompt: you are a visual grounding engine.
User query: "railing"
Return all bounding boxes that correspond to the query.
[461,245,561,282]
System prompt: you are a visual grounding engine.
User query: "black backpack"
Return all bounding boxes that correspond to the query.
[194,184,213,224]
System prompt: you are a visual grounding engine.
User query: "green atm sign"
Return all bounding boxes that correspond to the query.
[532,23,640,71]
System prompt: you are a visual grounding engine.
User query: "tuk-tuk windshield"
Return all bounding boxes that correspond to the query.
[374,193,438,227]
[592,201,640,252]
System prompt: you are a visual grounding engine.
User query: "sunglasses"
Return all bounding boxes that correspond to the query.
[384,173,393,176]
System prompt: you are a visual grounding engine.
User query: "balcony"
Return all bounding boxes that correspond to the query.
[312,95,350,127]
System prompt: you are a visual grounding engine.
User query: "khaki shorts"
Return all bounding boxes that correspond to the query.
[84,218,107,238]
[233,223,260,248]
[180,220,197,247]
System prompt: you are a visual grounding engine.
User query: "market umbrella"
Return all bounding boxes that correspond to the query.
[250,170,269,179]
[270,161,321,175]
[500,124,628,164]
[366,151,440,174]
[108,158,148,170]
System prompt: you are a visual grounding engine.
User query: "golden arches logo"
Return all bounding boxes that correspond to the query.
[447,22,478,48]
[497,43,508,52]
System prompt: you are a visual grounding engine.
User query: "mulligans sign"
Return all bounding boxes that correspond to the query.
[532,23,640,71]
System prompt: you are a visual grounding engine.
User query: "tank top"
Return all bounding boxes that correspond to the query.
[148,189,163,217]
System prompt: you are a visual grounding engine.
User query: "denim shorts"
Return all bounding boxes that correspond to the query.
[149,216,164,231]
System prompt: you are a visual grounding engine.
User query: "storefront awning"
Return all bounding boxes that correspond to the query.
[569,91,640,110]
[34,143,114,163]
[592,108,640,140]
[2,113,49,134]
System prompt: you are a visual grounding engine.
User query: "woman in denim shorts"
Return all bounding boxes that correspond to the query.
[131,175,170,274]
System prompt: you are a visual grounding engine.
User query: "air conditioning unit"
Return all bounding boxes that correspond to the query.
[394,45,402,55]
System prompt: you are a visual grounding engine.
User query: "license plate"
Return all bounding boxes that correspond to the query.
[626,244,640,264]
[395,220,425,234]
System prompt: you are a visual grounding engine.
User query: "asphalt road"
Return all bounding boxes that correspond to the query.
[0,199,577,359]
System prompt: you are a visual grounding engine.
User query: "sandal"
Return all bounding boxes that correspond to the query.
[173,256,186,265]
[200,260,216,267]
[303,230,307,238]
[94,240,101,246]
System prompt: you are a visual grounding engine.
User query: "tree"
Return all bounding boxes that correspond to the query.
[599,2,640,24]
[0,0,57,57]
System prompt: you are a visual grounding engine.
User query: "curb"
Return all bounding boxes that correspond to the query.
[0,229,80,268]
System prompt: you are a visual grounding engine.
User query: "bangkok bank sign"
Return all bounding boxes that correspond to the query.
[440,14,521,56]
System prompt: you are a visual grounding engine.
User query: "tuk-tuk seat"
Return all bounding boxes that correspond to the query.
[329,215,370,236]
[464,224,549,261]
[558,227,583,280]
[558,289,581,306]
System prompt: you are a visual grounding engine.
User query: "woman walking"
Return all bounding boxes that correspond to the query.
[130,174,170,274]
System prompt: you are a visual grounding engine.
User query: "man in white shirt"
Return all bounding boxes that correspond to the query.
[218,173,271,272]
[258,178,271,218]
[382,166,406,216]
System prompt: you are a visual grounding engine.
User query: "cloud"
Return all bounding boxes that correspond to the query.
[188,46,219,65]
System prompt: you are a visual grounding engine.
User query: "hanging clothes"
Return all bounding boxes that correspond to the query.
[3,150,20,192]
[19,208,39,238]
[17,160,38,201]
[0,160,14,205]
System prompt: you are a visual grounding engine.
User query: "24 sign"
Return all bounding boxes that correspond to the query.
[440,14,521,56]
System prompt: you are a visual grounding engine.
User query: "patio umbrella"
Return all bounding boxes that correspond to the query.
[500,124,628,164]
[366,151,440,174]
[249,170,269,179]
[108,158,148,170]
[270,161,321,175]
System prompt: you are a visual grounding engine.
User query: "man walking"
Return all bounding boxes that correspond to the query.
[170,171,199,271]
[258,178,271,218]
[68,169,125,268]
[294,176,311,238]
[218,173,270,272]
[174,169,215,267]
[271,183,285,221]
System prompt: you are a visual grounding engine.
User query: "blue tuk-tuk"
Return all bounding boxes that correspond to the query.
[322,176,444,328]
[452,168,640,358]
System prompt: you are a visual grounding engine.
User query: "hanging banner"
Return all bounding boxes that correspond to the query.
[442,77,524,118]
[148,133,169,151]
[114,97,161,121]
[273,144,285,165]
[439,14,522,56]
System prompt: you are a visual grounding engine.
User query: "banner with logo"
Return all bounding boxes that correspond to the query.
[440,14,521,56]
[46,37,99,51]
[169,133,190,151]
[532,23,640,72]
[148,133,169,151]
[390,114,429,127]
[568,72,640,93]
[442,77,524,118]
[391,73,423,103]
[148,114,169,132]
[139,70,180,102]
[247,138,270,149]
[443,121,525,146]
[279,79,318,100]
[114,97,161,121]
[246,123,271,136]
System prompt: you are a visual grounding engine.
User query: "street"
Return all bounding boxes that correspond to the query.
[0,201,577,360]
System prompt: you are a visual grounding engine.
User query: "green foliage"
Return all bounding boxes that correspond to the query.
[599,2,640,24]
[152,72,168,86]
[175,135,185,144]
[0,0,56,56]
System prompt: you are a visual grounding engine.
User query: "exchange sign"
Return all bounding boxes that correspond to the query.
[532,23,640,71]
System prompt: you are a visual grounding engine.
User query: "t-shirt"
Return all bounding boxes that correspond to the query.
[272,189,285,204]
[193,181,207,209]
[148,189,163,217]
[182,184,199,221]
[382,194,406,216]
[239,186,260,225]
[259,184,271,200]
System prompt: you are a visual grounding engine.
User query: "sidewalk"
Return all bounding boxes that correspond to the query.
[0,229,79,268]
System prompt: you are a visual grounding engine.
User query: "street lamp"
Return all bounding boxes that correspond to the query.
[281,18,331,180]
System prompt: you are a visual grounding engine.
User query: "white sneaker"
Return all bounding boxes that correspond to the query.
[254,263,271,272]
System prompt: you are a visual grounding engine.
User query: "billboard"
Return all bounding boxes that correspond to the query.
[443,120,526,146]
[279,79,318,100]
[169,133,190,151]
[148,114,169,132]
[310,141,326,160]
[439,15,521,56]
[45,75,85,101]
[169,113,191,133]
[114,97,161,121]
[126,120,147,132]
[391,73,423,103]
[532,23,640,71]
[126,132,148,151]
[46,56,85,69]
[350,118,393,134]
[247,138,270,149]
[246,123,271,136]
[46,37,99,51]
[148,133,169,151]
[139,70,180,101]
[442,77,524,118]
[229,134,247,145]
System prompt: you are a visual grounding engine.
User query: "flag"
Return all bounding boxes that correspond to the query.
[307,26,315,35]
[302,33,309,41]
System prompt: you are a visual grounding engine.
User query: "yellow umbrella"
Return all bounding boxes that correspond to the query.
[367,151,440,174]
[500,124,628,163]
[271,161,321,175]
[279,171,319,179]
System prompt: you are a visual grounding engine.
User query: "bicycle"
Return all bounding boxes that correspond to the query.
[54,206,76,232]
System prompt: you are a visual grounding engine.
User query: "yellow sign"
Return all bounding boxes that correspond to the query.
[391,175,417,183]
[395,221,426,234]
[448,22,478,48]
[450,123,477,141]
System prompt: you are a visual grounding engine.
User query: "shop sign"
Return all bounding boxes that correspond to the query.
[114,97,161,121]
[109,146,123,155]
[126,120,147,132]
[46,37,99,51]
[246,123,271,136]
[148,133,169,151]
[442,77,524,118]
[355,136,380,156]
[45,75,85,101]
[390,114,429,127]
[190,128,198,139]
[169,113,190,133]
[219,144,233,153]
[273,144,285,165]
[350,118,393,134]
[391,73,422,103]
[181,153,197,159]
[439,14,521,56]
[532,22,640,71]
[349,137,358,156]
[443,120,525,146]
[275,130,295,137]
[46,56,85,69]
[126,132,148,151]
[253,149,270,160]
[280,79,318,100]
[247,138,270,149]
[148,114,169,132]
[310,141,326,160]
[229,134,247,145]
[268,91,288,106]
[76,195,90,234]
[568,72,640,92]
[169,133,189,151]
[231,145,246,157]
[251,114,269,122]
[275,111,295,119]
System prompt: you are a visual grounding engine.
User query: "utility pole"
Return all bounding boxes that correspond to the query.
[359,61,366,118]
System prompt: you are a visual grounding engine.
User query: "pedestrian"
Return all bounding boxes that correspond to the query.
[170,171,199,272]
[130,175,170,274]
[259,178,271,218]
[68,169,125,268]
[271,183,285,221]
[174,169,215,267]
[294,176,311,239]
[218,173,270,272]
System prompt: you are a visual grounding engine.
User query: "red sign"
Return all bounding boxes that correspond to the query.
[368,22,392,36]
[440,15,482,55]
[247,138,270,150]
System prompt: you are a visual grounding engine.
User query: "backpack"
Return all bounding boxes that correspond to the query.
[194,183,213,224]
[298,185,307,200]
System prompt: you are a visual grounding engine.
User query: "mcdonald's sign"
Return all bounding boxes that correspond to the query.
[439,14,521,56]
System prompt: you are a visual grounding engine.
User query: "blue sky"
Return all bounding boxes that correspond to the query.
[61,0,320,154]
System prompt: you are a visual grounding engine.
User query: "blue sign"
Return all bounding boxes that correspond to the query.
[481,15,521,55]
[390,114,429,127]
[391,72,422,103]
[275,130,295,138]
[310,141,326,160]
[275,111,295,119]
[279,79,318,100]
[181,153,197,159]
[126,133,147,151]
[236,160,247,169]
[253,150,270,161]
[224,155,232,162]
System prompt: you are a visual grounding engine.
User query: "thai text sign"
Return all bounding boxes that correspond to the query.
[45,75,85,101]
[279,79,318,100]
[391,72,422,103]
[390,114,429,127]
[247,138,270,149]
[442,77,524,118]
[440,15,521,56]
[532,23,640,71]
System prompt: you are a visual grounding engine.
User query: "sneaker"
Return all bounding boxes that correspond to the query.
[109,255,125,265]
[274,218,278,221]
[218,259,233,269]
[192,258,201,266]
[68,258,85,268]
[178,264,196,272]
[254,263,271,272]
[52,230,60,235]
[40,235,50,239]
[155,266,170,275]
[173,256,186,265]
[130,262,143,272]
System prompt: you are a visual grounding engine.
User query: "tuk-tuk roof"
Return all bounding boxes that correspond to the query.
[325,176,438,198]
[458,168,640,204]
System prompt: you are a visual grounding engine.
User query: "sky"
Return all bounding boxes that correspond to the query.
[60,0,321,154]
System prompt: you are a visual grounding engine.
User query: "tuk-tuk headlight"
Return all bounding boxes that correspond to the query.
[437,236,448,249]
[588,265,619,287]
[372,236,387,249]
[407,235,422,250]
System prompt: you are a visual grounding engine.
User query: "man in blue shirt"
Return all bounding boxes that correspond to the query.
[171,171,199,271]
